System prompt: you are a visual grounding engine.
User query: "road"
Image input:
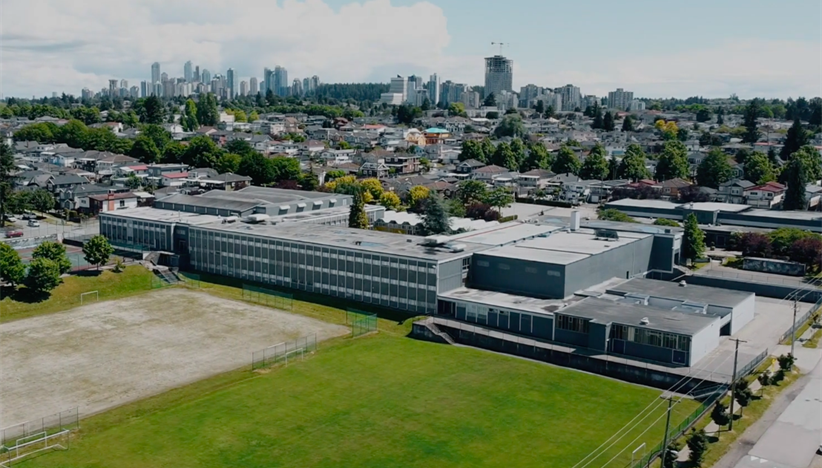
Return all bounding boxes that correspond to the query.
[1,217,98,248]
[714,349,822,468]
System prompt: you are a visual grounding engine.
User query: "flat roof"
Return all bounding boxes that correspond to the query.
[560,297,718,336]
[686,202,750,213]
[740,209,822,221]
[446,223,559,246]
[234,186,343,202]
[607,277,753,308]
[157,193,261,212]
[99,207,222,225]
[477,229,650,266]
[196,222,490,262]
[606,199,680,210]
[439,287,574,317]
[582,220,683,235]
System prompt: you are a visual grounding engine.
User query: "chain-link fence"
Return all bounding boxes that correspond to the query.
[347,309,378,338]
[251,334,317,370]
[178,273,202,289]
[242,284,293,311]
[0,408,78,466]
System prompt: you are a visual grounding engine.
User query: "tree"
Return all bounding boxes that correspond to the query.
[622,115,634,132]
[457,180,489,206]
[534,100,545,115]
[459,140,486,163]
[348,188,369,229]
[55,119,88,148]
[215,153,242,174]
[580,144,609,180]
[696,149,733,188]
[603,111,615,131]
[742,98,762,143]
[12,122,57,143]
[141,96,165,124]
[82,235,114,270]
[182,99,199,132]
[618,144,651,181]
[710,400,730,428]
[655,141,690,181]
[360,178,384,201]
[125,173,142,190]
[0,243,26,287]
[783,158,808,210]
[325,170,346,182]
[396,104,422,125]
[598,209,636,223]
[553,145,581,175]
[225,139,256,158]
[687,429,709,466]
[733,379,754,415]
[421,194,451,235]
[182,135,223,168]
[32,241,72,275]
[654,218,681,227]
[494,114,526,138]
[716,107,725,125]
[270,157,301,183]
[510,138,527,170]
[696,107,712,122]
[129,135,162,163]
[744,153,775,184]
[299,172,319,191]
[781,117,809,160]
[378,191,401,210]
[655,120,679,140]
[484,187,514,213]
[408,185,431,212]
[196,93,219,126]
[483,93,496,107]
[27,189,54,213]
[790,145,822,181]
[420,98,431,111]
[521,142,553,172]
[448,102,467,117]
[24,258,62,293]
[735,232,772,258]
[141,124,171,152]
[490,142,518,171]
[249,111,260,122]
[777,353,796,372]
[682,213,706,263]
[591,104,604,129]
[0,143,16,227]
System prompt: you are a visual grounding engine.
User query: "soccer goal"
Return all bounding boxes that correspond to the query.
[80,291,99,304]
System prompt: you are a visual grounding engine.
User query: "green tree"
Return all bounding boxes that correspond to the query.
[783,158,808,210]
[696,149,733,188]
[141,96,165,124]
[790,145,822,181]
[457,180,489,206]
[734,379,754,415]
[125,174,142,190]
[249,111,260,122]
[494,114,526,138]
[82,235,115,270]
[710,401,730,428]
[325,170,346,181]
[448,102,467,117]
[591,104,603,129]
[421,193,451,235]
[270,157,302,182]
[129,135,162,164]
[0,243,26,287]
[299,172,319,191]
[182,99,199,132]
[484,187,514,214]
[696,108,712,122]
[396,105,423,125]
[215,153,242,174]
[654,218,681,227]
[32,241,72,275]
[510,139,527,170]
[603,111,615,131]
[459,140,486,163]
[360,178,385,200]
[687,429,709,466]
[408,185,431,211]
[682,213,706,262]
[742,98,762,143]
[655,140,690,181]
[196,93,219,126]
[744,153,775,184]
[24,258,62,293]
[378,191,401,210]
[13,122,57,142]
[717,107,725,125]
[483,93,496,107]
[618,144,651,181]
[55,119,89,148]
[580,144,609,180]
[521,142,554,172]
[28,189,54,213]
[162,141,186,163]
[182,135,223,168]
[141,124,172,153]
[598,209,636,223]
[225,139,256,157]
[622,115,634,132]
[553,145,582,175]
[781,117,809,160]
[237,152,275,185]
[490,142,518,170]
[348,188,369,229]
[0,143,16,227]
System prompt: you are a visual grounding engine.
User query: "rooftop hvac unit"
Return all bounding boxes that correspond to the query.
[423,235,450,246]
[446,243,466,253]
[639,317,650,326]
[570,210,581,231]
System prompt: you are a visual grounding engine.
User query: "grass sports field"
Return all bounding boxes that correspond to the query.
[22,335,699,468]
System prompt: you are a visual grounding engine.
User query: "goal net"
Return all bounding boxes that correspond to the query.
[80,291,99,304]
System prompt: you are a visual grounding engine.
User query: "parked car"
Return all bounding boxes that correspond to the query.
[21,212,36,220]
[5,230,23,238]
[27,220,40,227]
[3,215,17,222]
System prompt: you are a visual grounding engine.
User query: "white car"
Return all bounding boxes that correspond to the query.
[27,220,40,227]
[4,215,17,222]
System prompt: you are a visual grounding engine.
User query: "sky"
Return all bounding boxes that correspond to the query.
[1,0,820,100]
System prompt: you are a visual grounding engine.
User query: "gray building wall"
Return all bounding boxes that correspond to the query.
[153,200,253,217]
[650,235,679,272]
[468,254,566,299]
[99,214,174,251]
[730,294,756,335]
[187,226,439,314]
[689,321,721,366]
[437,258,469,294]
[446,298,554,340]
[563,237,654,296]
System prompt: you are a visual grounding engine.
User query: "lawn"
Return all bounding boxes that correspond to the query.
[22,335,699,468]
[0,265,156,323]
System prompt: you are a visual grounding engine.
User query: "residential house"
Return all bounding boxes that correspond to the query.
[46,174,88,195]
[321,149,356,165]
[96,154,139,175]
[70,184,115,212]
[659,178,692,198]
[198,173,252,191]
[423,128,451,146]
[456,159,486,175]
[471,164,508,182]
[716,179,754,204]
[384,154,420,175]
[87,192,139,214]
[160,172,190,187]
[517,169,556,192]
[360,162,389,179]
[744,181,785,209]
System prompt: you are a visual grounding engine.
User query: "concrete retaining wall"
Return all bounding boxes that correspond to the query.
[687,275,822,303]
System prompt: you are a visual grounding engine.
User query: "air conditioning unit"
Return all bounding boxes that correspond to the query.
[639,317,650,326]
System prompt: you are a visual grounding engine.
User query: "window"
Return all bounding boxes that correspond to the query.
[498,263,510,270]
[556,315,589,333]
[476,260,490,267]
[525,267,538,274]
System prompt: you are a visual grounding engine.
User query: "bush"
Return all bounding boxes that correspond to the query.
[758,371,771,388]
[653,218,680,227]
[113,257,125,273]
[687,428,709,466]
[777,353,795,372]
[597,208,637,223]
[24,257,62,293]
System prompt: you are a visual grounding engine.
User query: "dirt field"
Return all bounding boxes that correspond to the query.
[0,288,348,427]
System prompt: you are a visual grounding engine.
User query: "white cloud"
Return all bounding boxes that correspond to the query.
[0,0,476,97]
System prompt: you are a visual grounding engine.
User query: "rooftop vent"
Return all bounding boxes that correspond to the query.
[640,317,650,326]
[679,280,687,287]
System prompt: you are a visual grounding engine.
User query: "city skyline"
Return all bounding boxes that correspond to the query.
[1,0,820,99]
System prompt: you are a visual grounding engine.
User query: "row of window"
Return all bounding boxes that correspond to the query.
[611,324,690,351]
[475,260,562,277]
[556,314,590,334]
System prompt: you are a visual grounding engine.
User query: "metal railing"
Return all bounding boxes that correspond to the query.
[779,295,822,344]
[251,334,317,370]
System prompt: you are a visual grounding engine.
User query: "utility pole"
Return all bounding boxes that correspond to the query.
[659,396,674,468]
[728,338,747,431]
[791,298,798,358]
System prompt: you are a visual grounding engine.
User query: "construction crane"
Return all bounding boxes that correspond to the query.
[491,42,508,55]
